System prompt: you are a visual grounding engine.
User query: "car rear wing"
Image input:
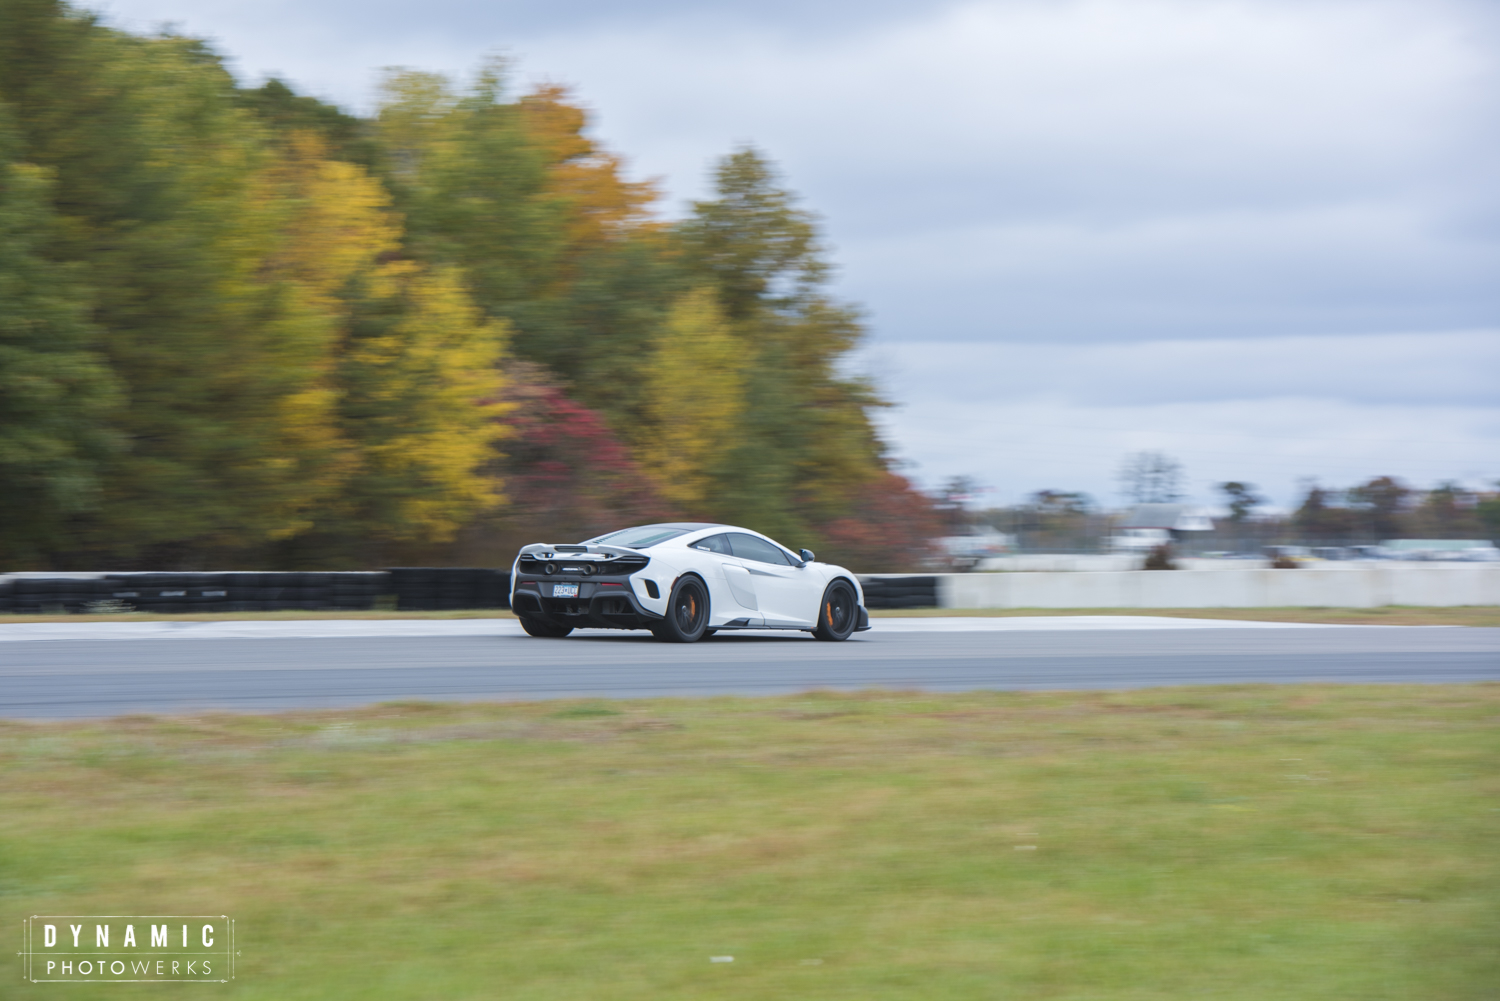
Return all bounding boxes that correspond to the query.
[518,543,643,560]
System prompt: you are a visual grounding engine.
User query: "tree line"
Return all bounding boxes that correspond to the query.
[969,475,1499,553]
[0,0,939,571]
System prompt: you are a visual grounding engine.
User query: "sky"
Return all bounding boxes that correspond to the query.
[94,0,1500,512]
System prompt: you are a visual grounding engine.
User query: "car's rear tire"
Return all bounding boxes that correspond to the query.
[520,616,573,638]
[653,576,709,643]
[812,580,858,641]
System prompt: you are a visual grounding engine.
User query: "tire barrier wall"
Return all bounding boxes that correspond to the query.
[940,567,1500,609]
[858,575,940,609]
[0,570,512,614]
[387,568,511,611]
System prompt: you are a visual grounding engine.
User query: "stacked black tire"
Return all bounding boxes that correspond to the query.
[0,572,391,614]
[858,575,939,609]
[1,568,513,614]
[387,568,511,611]
[0,577,111,614]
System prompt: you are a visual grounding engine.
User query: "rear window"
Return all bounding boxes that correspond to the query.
[586,525,691,549]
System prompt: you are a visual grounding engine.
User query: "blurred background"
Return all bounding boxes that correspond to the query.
[2,0,1497,576]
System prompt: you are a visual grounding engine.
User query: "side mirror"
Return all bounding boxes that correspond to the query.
[799,549,816,564]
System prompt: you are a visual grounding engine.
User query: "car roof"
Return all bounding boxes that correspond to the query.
[586,523,787,545]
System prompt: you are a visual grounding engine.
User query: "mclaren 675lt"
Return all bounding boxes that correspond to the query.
[510,523,870,642]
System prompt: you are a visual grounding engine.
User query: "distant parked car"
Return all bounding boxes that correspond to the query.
[1109,528,1173,552]
[1346,545,1389,560]
[936,526,1012,571]
[1380,539,1500,561]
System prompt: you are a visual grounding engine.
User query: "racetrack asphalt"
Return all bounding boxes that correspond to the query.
[1,617,1496,718]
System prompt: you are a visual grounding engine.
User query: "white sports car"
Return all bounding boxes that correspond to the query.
[509,522,870,642]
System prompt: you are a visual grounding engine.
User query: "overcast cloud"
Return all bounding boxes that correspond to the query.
[93,0,1500,509]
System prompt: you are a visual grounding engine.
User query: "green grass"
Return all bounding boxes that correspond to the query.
[4,687,1497,999]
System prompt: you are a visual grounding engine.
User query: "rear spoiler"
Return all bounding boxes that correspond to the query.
[518,543,642,560]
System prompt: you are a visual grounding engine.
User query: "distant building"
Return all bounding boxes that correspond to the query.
[1108,504,1214,552]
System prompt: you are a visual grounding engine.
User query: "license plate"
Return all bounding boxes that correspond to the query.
[552,583,580,598]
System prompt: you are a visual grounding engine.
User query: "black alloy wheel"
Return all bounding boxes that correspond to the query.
[520,616,573,638]
[654,576,709,643]
[812,580,858,641]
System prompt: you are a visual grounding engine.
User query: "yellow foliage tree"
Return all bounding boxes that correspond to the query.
[338,262,509,542]
[256,132,510,548]
[246,133,408,537]
[264,133,402,306]
[638,289,744,512]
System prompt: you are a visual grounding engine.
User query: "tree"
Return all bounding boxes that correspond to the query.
[0,18,935,570]
[455,361,672,561]
[256,132,509,556]
[1411,481,1480,539]
[933,477,982,534]
[239,77,384,173]
[0,105,119,565]
[1118,451,1184,504]
[0,12,515,567]
[678,146,824,322]
[1218,481,1262,523]
[637,289,745,512]
[377,65,562,324]
[817,472,942,572]
[673,147,887,543]
[375,67,680,432]
[1476,485,1500,543]
[332,262,507,547]
[1347,476,1412,540]
[1295,482,1354,543]
[0,12,357,560]
[516,83,660,265]
[1025,490,1093,550]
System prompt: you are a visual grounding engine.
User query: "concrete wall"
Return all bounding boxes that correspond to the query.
[939,567,1500,609]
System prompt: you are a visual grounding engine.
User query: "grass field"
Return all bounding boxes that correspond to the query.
[4,686,1497,999]
[1,606,1496,625]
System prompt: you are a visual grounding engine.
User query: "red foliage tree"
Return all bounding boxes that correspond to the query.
[497,363,675,541]
[814,471,942,573]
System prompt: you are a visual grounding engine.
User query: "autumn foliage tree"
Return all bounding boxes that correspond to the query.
[0,1,938,570]
[450,362,673,565]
